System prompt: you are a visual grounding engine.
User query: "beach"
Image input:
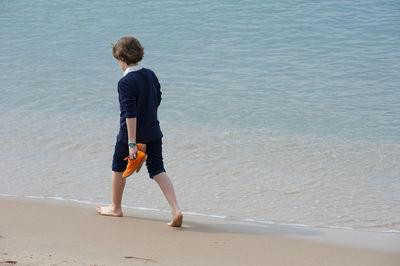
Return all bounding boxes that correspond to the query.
[1,1,400,265]
[1,197,399,266]
[1,0,400,234]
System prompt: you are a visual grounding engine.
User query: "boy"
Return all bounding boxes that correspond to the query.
[96,36,183,227]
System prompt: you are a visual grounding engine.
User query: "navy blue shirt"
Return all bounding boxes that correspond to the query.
[117,67,163,143]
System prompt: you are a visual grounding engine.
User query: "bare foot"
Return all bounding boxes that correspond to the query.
[168,211,183,227]
[96,205,123,217]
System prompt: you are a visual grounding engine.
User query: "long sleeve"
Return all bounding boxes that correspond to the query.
[118,79,137,118]
[154,74,162,106]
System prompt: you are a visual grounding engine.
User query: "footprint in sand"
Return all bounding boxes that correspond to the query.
[124,256,156,263]
[0,261,18,265]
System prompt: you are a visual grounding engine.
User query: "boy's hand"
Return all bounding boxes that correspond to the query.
[129,145,138,160]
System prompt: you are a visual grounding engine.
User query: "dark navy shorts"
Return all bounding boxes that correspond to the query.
[112,138,166,179]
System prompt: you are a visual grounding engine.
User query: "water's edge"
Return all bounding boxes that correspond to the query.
[2,193,398,234]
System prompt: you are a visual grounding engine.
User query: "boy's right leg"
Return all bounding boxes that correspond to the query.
[97,140,129,217]
[96,171,125,217]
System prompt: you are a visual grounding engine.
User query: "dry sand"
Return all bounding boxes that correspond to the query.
[1,197,399,266]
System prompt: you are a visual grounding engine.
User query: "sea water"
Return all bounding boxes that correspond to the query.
[1,0,399,233]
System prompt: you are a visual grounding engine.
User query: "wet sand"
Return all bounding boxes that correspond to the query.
[0,197,399,266]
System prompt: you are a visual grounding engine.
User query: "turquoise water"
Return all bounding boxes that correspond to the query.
[1,0,399,232]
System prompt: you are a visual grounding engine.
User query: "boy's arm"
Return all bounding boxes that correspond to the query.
[118,80,138,159]
[126,117,137,159]
[155,75,161,106]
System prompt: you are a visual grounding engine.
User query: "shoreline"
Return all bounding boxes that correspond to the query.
[1,197,399,266]
[2,193,399,236]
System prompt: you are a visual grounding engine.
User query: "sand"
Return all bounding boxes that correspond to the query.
[0,197,399,266]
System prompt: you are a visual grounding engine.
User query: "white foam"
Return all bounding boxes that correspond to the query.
[281,223,311,228]
[327,225,354,230]
[183,211,227,219]
[381,229,400,233]
[24,195,46,199]
[122,205,162,212]
[47,196,67,201]
[0,193,15,197]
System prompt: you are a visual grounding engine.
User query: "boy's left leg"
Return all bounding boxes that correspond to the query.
[96,171,125,217]
[145,138,183,227]
[153,172,183,227]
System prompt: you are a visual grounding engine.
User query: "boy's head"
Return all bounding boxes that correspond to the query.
[112,36,144,65]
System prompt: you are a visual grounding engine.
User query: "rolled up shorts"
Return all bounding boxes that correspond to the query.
[112,138,166,179]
